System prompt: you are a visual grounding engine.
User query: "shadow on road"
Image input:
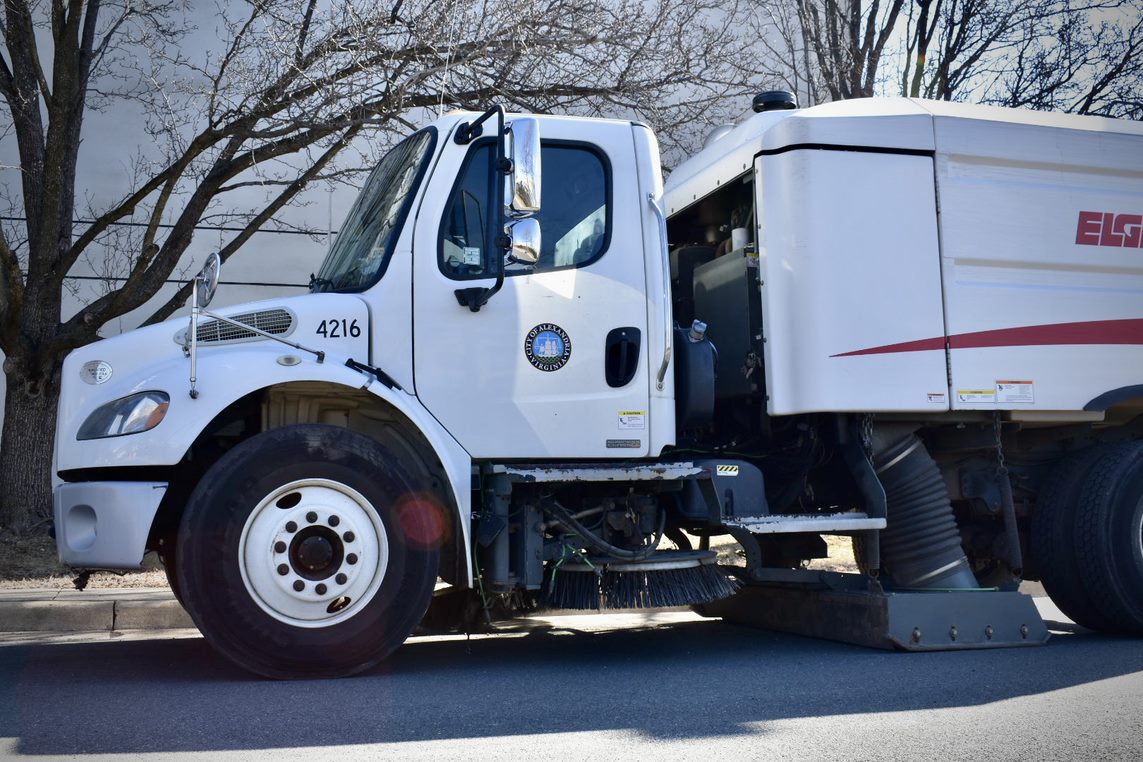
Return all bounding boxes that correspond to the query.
[2,615,1141,755]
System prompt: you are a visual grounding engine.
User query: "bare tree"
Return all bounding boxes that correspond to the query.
[0,0,750,532]
[750,0,1143,118]
[985,2,1143,118]
[795,0,906,100]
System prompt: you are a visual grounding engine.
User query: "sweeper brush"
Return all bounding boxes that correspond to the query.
[545,550,739,610]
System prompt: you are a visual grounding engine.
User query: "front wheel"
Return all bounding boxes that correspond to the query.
[175,424,443,678]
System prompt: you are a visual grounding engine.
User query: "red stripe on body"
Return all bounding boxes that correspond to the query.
[831,318,1143,358]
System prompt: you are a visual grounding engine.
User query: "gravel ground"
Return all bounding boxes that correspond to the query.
[0,531,168,590]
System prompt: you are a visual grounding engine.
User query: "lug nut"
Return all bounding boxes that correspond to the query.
[274,541,287,553]
[343,531,355,543]
[306,511,318,523]
[293,580,305,592]
[315,583,327,595]
[329,515,340,527]
[285,521,298,533]
[336,573,347,585]
[277,564,289,576]
[346,553,358,565]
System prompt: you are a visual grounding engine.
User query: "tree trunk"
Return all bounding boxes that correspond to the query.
[0,364,59,534]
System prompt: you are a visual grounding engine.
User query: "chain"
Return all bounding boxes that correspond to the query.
[993,412,1007,475]
[860,413,874,458]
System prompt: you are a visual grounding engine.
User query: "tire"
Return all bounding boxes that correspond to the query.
[1072,442,1143,634]
[156,536,184,607]
[1030,445,1121,632]
[175,424,443,678]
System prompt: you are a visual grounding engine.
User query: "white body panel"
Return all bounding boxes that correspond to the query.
[411,117,654,458]
[667,97,1143,415]
[756,149,949,414]
[927,104,1143,411]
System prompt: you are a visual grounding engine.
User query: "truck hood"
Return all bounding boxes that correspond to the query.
[56,292,372,471]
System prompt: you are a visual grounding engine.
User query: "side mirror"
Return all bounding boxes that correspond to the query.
[508,117,541,215]
[506,218,541,265]
[195,252,221,309]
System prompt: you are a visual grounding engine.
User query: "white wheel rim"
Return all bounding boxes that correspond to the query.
[238,478,389,628]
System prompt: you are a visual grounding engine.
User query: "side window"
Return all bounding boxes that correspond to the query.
[440,142,610,279]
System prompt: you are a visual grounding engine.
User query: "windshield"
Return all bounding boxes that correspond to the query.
[313,129,436,292]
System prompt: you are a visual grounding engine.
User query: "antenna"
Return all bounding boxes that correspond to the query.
[438,0,462,117]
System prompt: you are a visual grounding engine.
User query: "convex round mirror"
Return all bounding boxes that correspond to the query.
[506,218,541,265]
[195,252,221,309]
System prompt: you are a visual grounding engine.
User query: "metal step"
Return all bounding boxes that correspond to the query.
[723,512,886,535]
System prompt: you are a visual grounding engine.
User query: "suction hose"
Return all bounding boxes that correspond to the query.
[874,433,980,590]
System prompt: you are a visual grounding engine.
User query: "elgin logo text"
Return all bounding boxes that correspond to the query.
[1076,210,1143,248]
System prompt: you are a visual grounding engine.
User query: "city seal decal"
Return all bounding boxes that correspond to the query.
[525,323,572,372]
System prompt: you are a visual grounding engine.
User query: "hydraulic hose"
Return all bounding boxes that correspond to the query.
[543,500,664,561]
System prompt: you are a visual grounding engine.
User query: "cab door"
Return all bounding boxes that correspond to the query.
[411,118,650,458]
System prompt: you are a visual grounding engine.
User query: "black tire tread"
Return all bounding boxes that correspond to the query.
[1072,442,1143,634]
[1030,445,1119,631]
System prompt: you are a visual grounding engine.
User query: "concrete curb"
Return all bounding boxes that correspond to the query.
[0,588,194,633]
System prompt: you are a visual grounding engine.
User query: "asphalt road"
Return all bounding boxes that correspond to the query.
[2,608,1142,761]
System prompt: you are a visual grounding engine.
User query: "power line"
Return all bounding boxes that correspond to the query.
[60,273,308,288]
[0,216,335,237]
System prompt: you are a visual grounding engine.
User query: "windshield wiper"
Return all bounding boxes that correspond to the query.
[309,273,335,293]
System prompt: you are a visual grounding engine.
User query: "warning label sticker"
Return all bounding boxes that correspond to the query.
[996,380,1035,404]
[927,392,947,404]
[618,411,646,430]
[957,389,996,403]
[716,465,740,476]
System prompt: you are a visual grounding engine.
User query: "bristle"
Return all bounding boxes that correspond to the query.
[601,563,739,609]
[545,555,739,610]
[546,568,601,610]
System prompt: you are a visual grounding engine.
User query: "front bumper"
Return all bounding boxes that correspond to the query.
[53,482,167,568]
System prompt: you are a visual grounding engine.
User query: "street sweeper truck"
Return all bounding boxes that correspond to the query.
[51,95,1143,678]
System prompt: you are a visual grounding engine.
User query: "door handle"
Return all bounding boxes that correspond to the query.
[605,327,641,387]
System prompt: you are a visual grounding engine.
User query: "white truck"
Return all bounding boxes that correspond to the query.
[52,96,1143,678]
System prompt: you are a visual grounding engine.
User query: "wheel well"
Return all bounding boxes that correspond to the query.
[152,381,466,586]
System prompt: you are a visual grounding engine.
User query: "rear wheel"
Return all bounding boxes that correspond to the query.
[176,424,443,678]
[1072,442,1143,634]
[1030,445,1120,631]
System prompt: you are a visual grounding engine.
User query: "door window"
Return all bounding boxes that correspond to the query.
[440,142,610,279]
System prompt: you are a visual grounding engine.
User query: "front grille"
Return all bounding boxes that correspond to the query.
[176,308,294,345]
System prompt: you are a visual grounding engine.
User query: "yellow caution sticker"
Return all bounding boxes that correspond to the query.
[716,465,740,476]
[618,411,646,430]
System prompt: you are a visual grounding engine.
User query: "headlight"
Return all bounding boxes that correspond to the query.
[77,391,170,440]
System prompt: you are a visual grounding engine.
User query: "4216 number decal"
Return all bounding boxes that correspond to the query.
[315,318,361,338]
